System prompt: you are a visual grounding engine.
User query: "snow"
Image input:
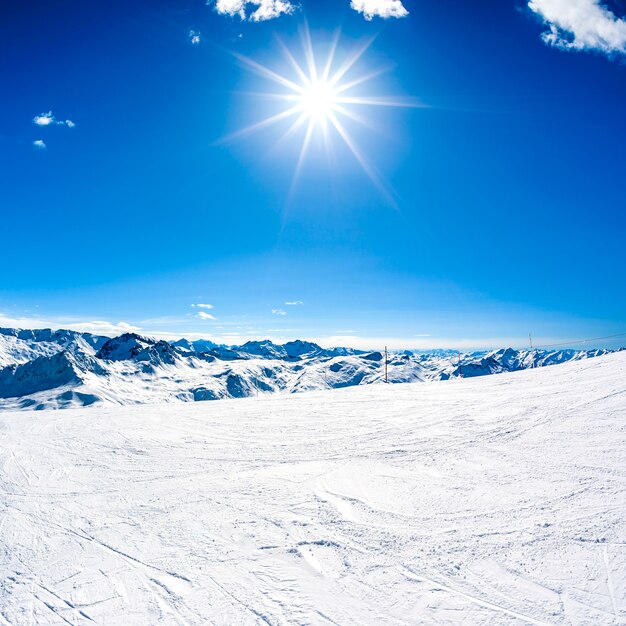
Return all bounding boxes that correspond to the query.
[1,351,625,624]
[0,327,617,411]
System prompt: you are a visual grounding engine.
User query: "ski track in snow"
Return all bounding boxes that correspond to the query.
[0,352,625,624]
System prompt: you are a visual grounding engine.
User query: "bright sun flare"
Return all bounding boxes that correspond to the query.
[299,80,338,119]
[226,25,419,200]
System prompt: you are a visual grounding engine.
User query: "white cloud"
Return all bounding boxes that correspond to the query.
[285,301,303,306]
[310,335,548,351]
[350,0,408,20]
[189,30,201,44]
[213,0,295,21]
[32,139,47,150]
[191,303,214,309]
[528,0,626,54]
[33,111,76,127]
[33,112,54,126]
[197,311,217,320]
[272,308,287,316]
[66,321,140,334]
[0,313,139,336]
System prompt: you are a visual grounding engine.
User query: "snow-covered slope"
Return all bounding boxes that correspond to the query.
[0,327,617,411]
[1,352,624,624]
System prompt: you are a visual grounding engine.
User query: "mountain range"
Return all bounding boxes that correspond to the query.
[0,327,614,411]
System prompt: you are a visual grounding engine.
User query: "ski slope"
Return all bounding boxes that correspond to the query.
[1,351,625,625]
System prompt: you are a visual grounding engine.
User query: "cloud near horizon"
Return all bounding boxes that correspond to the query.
[191,303,214,309]
[0,313,139,336]
[528,0,626,55]
[196,311,217,320]
[0,312,582,350]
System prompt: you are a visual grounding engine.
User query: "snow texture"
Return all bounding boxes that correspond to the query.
[0,351,624,624]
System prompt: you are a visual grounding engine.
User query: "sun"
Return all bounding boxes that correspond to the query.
[299,79,338,120]
[224,25,419,201]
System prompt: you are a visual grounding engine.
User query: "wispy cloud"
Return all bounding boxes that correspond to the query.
[0,313,139,336]
[528,0,626,55]
[32,139,47,150]
[191,303,214,309]
[310,335,546,351]
[285,301,303,306]
[33,111,76,127]
[350,0,408,20]
[213,0,295,21]
[271,308,287,316]
[197,311,217,320]
[66,321,139,334]
[189,30,201,44]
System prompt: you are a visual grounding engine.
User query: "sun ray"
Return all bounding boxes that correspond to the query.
[335,95,424,108]
[334,66,392,94]
[276,38,311,88]
[320,115,333,156]
[328,36,376,88]
[268,111,310,156]
[295,117,316,177]
[288,117,317,201]
[327,111,397,207]
[332,104,386,134]
[322,30,341,82]
[300,23,318,83]
[217,105,302,143]
[224,26,415,203]
[231,51,304,94]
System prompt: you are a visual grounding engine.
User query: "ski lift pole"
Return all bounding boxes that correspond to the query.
[385,346,388,383]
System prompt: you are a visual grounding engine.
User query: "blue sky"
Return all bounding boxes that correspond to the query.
[1,0,625,349]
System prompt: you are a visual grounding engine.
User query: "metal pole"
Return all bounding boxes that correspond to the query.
[384,346,388,383]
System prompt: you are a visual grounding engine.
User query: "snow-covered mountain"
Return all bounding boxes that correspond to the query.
[0,327,616,410]
[0,327,107,367]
